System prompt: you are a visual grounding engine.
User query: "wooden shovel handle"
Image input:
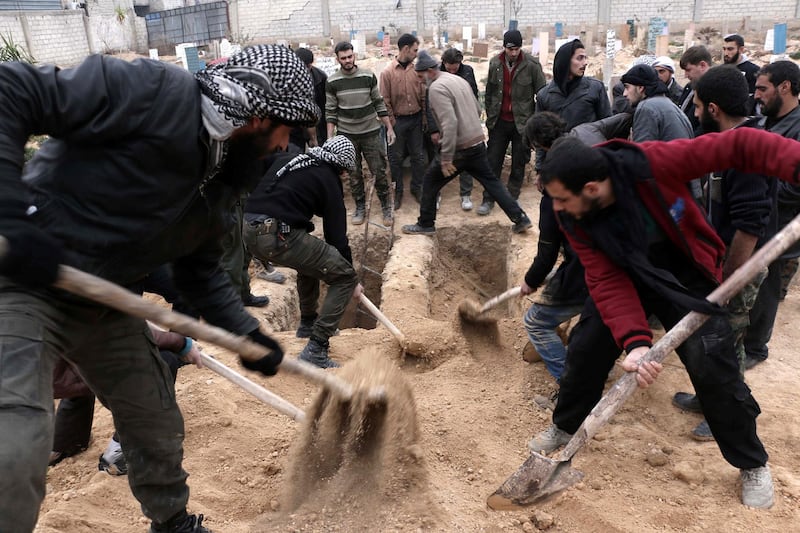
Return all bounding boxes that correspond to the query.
[480,286,522,313]
[557,211,800,462]
[359,293,406,344]
[199,351,306,422]
[0,237,356,401]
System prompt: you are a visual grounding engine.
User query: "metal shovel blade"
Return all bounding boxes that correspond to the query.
[487,452,584,509]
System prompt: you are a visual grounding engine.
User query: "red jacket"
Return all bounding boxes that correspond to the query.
[560,128,800,352]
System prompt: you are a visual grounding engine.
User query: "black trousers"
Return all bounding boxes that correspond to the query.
[743,257,784,361]
[553,278,768,470]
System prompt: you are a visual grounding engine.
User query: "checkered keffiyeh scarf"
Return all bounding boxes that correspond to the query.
[265,136,356,194]
[195,44,319,140]
[277,135,357,177]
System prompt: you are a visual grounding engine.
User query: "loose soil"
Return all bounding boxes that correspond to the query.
[36,33,800,533]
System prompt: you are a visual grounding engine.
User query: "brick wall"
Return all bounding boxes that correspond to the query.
[24,11,90,65]
[235,0,324,41]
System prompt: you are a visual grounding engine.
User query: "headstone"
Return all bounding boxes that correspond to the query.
[509,20,518,31]
[764,29,775,52]
[455,41,464,52]
[473,42,489,58]
[463,26,472,50]
[382,34,390,57]
[555,38,569,53]
[618,24,630,46]
[774,23,787,55]
[555,22,563,38]
[149,48,159,60]
[604,29,615,104]
[684,24,695,51]
[647,17,668,53]
[352,32,367,59]
[315,56,339,76]
[478,22,486,40]
[655,34,669,56]
[538,31,549,64]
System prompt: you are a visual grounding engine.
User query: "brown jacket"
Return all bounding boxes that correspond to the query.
[379,59,425,123]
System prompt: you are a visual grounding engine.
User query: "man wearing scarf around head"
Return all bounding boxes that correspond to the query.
[243,136,362,369]
[0,44,317,533]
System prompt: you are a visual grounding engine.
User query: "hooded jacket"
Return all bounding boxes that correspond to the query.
[485,50,546,132]
[557,128,800,352]
[535,40,611,129]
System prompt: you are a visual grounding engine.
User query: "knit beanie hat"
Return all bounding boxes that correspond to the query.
[415,50,439,71]
[503,30,523,48]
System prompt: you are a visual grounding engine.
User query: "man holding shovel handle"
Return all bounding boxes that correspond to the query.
[0,45,318,533]
[527,128,800,509]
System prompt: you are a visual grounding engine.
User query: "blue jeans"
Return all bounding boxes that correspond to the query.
[523,303,582,381]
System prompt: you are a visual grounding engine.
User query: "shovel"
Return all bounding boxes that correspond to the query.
[0,237,385,404]
[459,286,522,322]
[487,211,800,509]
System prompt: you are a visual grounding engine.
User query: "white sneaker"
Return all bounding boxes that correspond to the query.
[740,465,775,509]
[461,196,473,211]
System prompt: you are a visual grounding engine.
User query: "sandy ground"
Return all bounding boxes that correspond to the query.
[36,33,800,533]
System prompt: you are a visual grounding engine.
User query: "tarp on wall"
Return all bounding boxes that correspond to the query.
[145,1,228,50]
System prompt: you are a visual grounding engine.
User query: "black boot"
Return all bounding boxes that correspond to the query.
[150,511,211,533]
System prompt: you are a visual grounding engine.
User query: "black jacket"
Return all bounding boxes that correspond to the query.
[763,105,800,257]
[707,118,777,248]
[246,154,353,264]
[4,55,258,334]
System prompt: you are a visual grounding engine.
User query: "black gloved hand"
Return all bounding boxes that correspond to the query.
[239,329,284,376]
[0,222,64,287]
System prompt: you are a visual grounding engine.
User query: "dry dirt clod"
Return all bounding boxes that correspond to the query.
[673,461,706,485]
[646,448,669,467]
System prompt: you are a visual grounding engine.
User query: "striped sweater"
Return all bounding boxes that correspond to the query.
[325,66,388,135]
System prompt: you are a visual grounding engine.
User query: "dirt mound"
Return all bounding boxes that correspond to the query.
[265,351,435,531]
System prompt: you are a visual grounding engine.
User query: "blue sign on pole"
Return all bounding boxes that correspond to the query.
[774,23,787,55]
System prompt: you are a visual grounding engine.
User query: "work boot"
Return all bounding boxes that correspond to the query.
[242,293,270,307]
[512,214,532,234]
[296,315,317,338]
[672,392,703,414]
[98,437,127,476]
[298,338,340,369]
[691,419,715,442]
[527,424,573,454]
[382,205,393,226]
[740,465,775,509]
[743,354,766,370]
[352,204,366,225]
[461,196,473,211]
[477,200,494,216]
[150,511,211,533]
[401,223,436,236]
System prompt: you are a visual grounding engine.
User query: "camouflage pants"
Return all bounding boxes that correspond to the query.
[342,130,390,207]
[728,268,768,375]
[0,279,188,532]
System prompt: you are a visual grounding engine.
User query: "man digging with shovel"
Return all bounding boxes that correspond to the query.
[525,128,800,509]
[0,45,317,532]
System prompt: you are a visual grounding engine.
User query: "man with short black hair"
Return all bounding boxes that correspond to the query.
[673,65,777,440]
[478,30,546,215]
[723,34,760,101]
[327,41,395,225]
[743,60,800,369]
[402,51,532,235]
[380,33,427,210]
[527,126,800,510]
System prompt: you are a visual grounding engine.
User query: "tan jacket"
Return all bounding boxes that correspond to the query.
[428,72,484,163]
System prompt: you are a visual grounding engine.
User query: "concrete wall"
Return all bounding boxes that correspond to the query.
[0,11,90,65]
